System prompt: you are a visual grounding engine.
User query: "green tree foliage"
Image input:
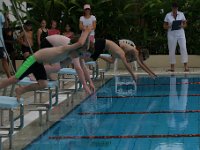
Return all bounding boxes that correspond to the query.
[2,0,200,54]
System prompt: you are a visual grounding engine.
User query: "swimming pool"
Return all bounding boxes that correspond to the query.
[24,75,200,150]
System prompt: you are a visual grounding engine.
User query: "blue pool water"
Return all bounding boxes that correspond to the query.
[24,75,200,150]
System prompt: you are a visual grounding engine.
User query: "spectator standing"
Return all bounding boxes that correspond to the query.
[79,4,96,43]
[0,12,11,78]
[163,2,189,72]
[37,19,48,48]
[48,20,60,36]
[17,21,33,59]
[3,12,16,72]
[63,24,74,39]
[3,28,16,72]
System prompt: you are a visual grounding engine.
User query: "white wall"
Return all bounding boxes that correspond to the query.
[1,0,14,21]
[0,0,26,21]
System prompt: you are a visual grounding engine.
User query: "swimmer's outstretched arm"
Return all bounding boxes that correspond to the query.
[121,43,157,78]
[60,26,92,53]
[107,40,137,80]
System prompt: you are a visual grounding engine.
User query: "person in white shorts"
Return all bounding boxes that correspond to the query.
[79,4,96,43]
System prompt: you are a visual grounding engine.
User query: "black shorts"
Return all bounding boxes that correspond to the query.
[90,38,105,61]
[21,45,32,54]
[15,55,47,80]
[0,47,6,59]
[40,38,53,49]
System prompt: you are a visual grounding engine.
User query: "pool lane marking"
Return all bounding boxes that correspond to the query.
[110,81,200,86]
[49,133,200,140]
[78,109,200,115]
[97,94,200,98]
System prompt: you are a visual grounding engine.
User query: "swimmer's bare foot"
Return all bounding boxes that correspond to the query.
[15,87,23,102]
[28,74,36,81]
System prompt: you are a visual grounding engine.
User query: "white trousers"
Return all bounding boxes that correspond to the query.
[168,34,188,64]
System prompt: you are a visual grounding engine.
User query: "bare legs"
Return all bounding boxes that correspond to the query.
[15,80,47,100]
[184,63,189,72]
[23,52,30,59]
[169,63,189,72]
[170,64,175,72]
[0,76,18,89]
[0,76,48,100]
[2,58,11,78]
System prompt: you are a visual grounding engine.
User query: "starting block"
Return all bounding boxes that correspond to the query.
[85,61,99,79]
[18,77,59,106]
[0,96,24,149]
[100,54,112,71]
[18,77,58,124]
[58,68,81,92]
[115,76,137,96]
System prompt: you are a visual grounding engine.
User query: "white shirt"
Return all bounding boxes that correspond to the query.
[164,11,186,38]
[80,15,96,35]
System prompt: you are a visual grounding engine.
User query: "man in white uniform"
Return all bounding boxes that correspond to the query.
[163,2,189,72]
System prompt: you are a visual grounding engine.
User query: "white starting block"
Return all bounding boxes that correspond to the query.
[0,96,24,149]
[85,61,99,79]
[100,54,112,71]
[58,68,81,92]
[100,53,138,73]
[18,77,58,124]
[18,77,59,106]
[115,76,137,96]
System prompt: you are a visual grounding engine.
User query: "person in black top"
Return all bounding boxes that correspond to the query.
[0,12,11,78]
[3,27,16,71]
[37,19,48,48]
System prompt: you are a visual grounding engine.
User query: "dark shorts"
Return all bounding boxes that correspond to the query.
[90,38,106,61]
[21,45,32,54]
[15,55,47,80]
[40,38,53,49]
[0,47,6,59]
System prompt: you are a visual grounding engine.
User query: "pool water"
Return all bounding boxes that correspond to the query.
[24,75,200,150]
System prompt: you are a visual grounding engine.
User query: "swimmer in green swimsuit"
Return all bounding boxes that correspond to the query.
[0,26,92,100]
